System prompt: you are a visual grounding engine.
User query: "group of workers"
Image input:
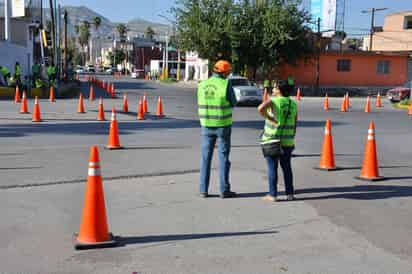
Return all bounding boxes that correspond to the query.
[0,62,57,89]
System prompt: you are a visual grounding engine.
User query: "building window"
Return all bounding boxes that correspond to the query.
[405,16,412,29]
[337,59,351,72]
[377,60,390,74]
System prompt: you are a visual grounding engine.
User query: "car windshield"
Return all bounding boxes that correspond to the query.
[230,78,252,87]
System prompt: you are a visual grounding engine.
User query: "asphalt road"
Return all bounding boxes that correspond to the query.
[0,76,411,273]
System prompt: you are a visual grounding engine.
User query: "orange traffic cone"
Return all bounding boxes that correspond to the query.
[74,146,117,250]
[20,91,29,114]
[14,86,21,103]
[78,93,86,113]
[111,83,115,98]
[97,98,106,121]
[408,103,412,116]
[323,94,329,111]
[106,108,123,149]
[345,92,350,110]
[340,95,347,112]
[364,96,371,113]
[156,96,164,117]
[89,85,95,101]
[32,96,42,122]
[317,119,338,171]
[143,93,148,113]
[49,86,56,102]
[137,97,145,120]
[376,93,382,108]
[356,121,384,181]
[296,88,301,101]
[122,94,129,113]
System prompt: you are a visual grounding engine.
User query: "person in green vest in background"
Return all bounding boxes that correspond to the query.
[32,62,41,87]
[14,62,22,88]
[197,60,237,199]
[47,62,57,86]
[0,65,11,86]
[258,80,298,202]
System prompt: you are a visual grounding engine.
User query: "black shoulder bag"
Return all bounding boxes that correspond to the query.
[260,99,292,157]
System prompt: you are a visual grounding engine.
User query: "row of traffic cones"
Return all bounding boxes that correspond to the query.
[317,119,383,181]
[322,93,383,113]
[14,86,56,103]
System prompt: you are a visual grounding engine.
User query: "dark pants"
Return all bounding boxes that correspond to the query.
[200,126,232,194]
[265,147,294,197]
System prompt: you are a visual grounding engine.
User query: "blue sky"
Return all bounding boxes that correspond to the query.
[59,0,411,36]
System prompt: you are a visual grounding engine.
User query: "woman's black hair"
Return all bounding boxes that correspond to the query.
[275,80,294,97]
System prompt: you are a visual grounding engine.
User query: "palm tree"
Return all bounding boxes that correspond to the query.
[78,21,91,65]
[92,17,102,64]
[144,26,155,40]
[116,24,128,71]
[116,23,127,42]
[93,17,102,32]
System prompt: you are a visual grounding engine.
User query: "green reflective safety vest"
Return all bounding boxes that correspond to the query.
[47,66,56,77]
[198,76,232,127]
[0,66,10,76]
[15,64,21,77]
[32,64,40,75]
[261,96,297,147]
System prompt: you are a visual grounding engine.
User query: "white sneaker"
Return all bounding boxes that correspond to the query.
[286,195,295,201]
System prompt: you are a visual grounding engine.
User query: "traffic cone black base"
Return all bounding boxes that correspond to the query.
[74,233,117,250]
[354,176,385,182]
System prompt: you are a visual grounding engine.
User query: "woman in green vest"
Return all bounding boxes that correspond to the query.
[258,80,298,202]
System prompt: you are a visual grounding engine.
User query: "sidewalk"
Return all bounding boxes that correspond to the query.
[1,169,411,274]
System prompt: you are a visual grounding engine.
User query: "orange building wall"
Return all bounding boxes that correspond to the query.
[279,53,408,86]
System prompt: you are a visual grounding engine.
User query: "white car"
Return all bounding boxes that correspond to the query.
[75,66,84,74]
[131,71,138,78]
[229,76,263,106]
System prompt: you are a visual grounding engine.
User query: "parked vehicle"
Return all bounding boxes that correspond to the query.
[104,67,116,74]
[131,71,138,78]
[75,66,84,74]
[86,65,95,73]
[386,82,411,102]
[229,76,263,106]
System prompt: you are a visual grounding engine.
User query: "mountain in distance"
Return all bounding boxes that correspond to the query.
[44,5,169,39]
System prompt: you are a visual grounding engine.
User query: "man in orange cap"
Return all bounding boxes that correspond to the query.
[197,60,237,198]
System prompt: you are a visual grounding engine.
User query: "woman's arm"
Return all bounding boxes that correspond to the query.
[258,99,278,124]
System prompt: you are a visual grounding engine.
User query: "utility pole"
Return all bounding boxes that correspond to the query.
[362,8,388,51]
[64,10,68,80]
[49,0,56,63]
[4,0,11,42]
[315,17,321,93]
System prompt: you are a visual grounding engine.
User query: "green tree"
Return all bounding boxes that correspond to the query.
[78,21,91,65]
[173,0,313,79]
[144,26,155,40]
[107,49,126,65]
[173,0,233,66]
[116,23,128,42]
[93,17,102,32]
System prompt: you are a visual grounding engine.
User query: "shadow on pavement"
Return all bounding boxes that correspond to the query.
[295,184,412,200]
[0,166,42,170]
[0,118,348,138]
[232,120,346,130]
[116,230,277,247]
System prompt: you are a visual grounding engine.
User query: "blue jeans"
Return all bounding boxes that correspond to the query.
[200,126,232,194]
[265,147,294,197]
